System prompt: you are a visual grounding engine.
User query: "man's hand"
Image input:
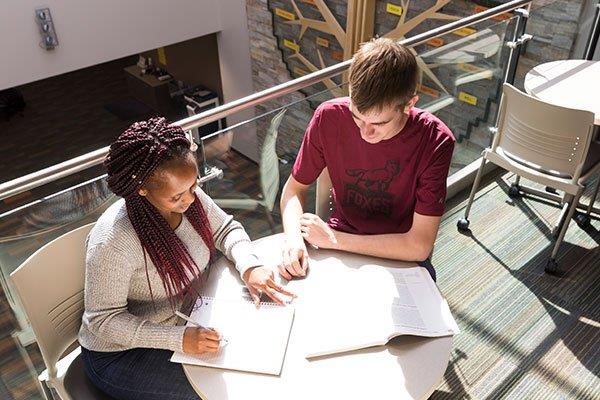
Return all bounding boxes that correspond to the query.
[300,213,338,250]
[242,266,296,307]
[278,240,309,280]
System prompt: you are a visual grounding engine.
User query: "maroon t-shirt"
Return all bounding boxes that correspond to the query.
[292,97,455,235]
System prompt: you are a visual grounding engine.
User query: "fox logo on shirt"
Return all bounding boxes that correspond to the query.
[343,160,401,215]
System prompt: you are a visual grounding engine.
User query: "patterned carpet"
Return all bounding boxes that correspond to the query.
[430,172,599,399]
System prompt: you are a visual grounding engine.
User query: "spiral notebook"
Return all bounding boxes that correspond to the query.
[170,296,295,376]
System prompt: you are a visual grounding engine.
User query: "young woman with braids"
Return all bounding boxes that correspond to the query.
[78,117,293,400]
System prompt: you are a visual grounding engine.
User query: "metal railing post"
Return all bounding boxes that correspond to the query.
[489,8,532,130]
[584,1,600,60]
[497,8,532,187]
[503,8,531,85]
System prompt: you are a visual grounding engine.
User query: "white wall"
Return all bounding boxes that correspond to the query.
[217,0,259,162]
[1,0,260,161]
[0,0,222,90]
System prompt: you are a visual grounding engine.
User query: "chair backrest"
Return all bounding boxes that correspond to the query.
[494,83,595,180]
[316,167,333,220]
[260,108,286,211]
[10,222,94,379]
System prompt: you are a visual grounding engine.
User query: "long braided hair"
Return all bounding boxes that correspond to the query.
[105,117,215,303]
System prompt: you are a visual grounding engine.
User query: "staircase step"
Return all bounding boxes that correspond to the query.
[421,95,456,114]
[455,68,500,86]
[421,28,501,64]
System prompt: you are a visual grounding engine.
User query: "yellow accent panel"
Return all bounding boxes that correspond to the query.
[386,3,403,16]
[458,63,483,73]
[459,92,478,105]
[316,37,329,48]
[474,5,512,21]
[275,8,295,21]
[453,27,477,37]
[418,84,440,98]
[284,39,300,52]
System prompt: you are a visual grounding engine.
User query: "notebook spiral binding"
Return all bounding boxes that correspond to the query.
[191,296,283,312]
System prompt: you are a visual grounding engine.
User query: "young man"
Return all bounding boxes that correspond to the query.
[279,38,455,281]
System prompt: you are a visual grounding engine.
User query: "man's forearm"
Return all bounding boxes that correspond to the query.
[332,230,431,261]
[282,199,303,243]
[280,185,306,244]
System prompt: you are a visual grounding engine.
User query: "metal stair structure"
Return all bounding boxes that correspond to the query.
[416,26,510,146]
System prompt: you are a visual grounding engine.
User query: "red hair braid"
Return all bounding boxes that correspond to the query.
[105,117,215,304]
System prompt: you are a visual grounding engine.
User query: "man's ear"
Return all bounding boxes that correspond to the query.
[404,95,419,112]
[138,188,148,197]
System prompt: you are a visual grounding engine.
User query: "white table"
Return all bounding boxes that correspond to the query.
[524,59,600,125]
[183,234,453,400]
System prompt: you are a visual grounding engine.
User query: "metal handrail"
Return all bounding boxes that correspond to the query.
[0,0,531,201]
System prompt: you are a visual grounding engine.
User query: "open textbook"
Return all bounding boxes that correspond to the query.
[295,264,459,358]
[170,297,294,375]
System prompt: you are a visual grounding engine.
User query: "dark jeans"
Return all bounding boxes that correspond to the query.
[81,347,200,400]
[417,258,437,282]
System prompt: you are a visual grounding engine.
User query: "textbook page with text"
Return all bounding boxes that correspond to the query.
[295,264,459,358]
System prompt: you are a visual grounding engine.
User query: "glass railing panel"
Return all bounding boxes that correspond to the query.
[197,84,345,240]
[0,175,116,399]
[412,15,518,175]
[194,17,523,204]
[0,176,116,332]
[514,0,584,90]
[194,11,523,239]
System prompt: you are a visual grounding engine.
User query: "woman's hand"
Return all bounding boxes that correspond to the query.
[182,326,221,354]
[300,213,338,250]
[242,266,296,307]
[182,326,223,354]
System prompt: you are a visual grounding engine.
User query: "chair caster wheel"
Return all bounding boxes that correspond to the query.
[574,213,590,227]
[457,218,470,231]
[508,184,520,198]
[545,259,559,274]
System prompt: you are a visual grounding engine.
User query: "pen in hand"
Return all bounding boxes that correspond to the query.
[175,311,229,347]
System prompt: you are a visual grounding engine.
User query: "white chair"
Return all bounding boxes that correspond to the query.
[315,167,334,221]
[457,83,599,273]
[10,222,115,400]
[214,108,287,232]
